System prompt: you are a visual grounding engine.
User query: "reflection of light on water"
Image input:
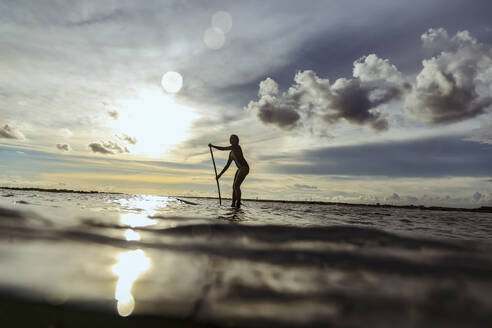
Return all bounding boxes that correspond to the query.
[125,229,141,241]
[112,249,151,317]
[116,195,169,217]
[111,195,163,316]
[121,213,157,228]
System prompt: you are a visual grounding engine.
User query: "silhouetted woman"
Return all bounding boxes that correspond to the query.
[209,135,249,208]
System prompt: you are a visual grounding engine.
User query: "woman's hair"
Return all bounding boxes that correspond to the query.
[230,134,239,144]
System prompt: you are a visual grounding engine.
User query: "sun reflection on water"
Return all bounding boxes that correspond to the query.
[120,213,157,228]
[124,229,141,241]
[112,195,167,316]
[112,249,151,316]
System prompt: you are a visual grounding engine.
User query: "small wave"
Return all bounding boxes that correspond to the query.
[0,206,52,226]
[175,198,199,205]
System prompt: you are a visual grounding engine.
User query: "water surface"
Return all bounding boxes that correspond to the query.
[1,190,491,327]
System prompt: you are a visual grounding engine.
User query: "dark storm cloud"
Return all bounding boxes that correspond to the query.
[89,141,129,155]
[0,125,24,139]
[271,136,492,178]
[247,55,406,132]
[405,29,492,124]
[56,143,71,151]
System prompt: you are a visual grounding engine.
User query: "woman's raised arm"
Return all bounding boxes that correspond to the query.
[209,144,232,151]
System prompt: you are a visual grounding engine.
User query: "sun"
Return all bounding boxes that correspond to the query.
[111,87,198,158]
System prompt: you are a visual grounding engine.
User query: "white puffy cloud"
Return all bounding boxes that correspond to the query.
[353,54,403,84]
[258,78,279,97]
[421,27,449,51]
[89,141,129,155]
[247,54,406,133]
[405,28,492,124]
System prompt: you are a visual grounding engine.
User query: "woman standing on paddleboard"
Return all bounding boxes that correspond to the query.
[209,134,249,208]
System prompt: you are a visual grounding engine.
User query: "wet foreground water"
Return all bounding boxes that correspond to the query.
[0,190,491,327]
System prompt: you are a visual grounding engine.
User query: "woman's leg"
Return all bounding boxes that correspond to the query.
[233,168,248,208]
[232,170,239,207]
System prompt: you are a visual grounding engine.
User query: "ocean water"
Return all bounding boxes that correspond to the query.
[0,189,491,327]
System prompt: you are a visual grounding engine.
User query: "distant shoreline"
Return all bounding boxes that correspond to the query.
[0,186,123,195]
[1,186,491,213]
[179,196,492,214]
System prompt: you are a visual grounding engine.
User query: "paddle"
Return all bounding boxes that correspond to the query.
[209,146,222,205]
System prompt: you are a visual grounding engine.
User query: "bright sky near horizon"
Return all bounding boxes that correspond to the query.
[1,0,491,207]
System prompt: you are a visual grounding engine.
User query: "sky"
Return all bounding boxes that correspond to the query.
[1,0,491,207]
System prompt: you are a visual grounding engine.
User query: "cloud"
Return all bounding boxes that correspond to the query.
[353,54,404,84]
[420,27,449,51]
[258,78,280,97]
[325,190,363,202]
[245,77,300,129]
[247,54,406,133]
[248,28,492,135]
[56,143,71,151]
[117,134,137,145]
[107,110,119,120]
[89,141,129,155]
[89,143,113,154]
[272,136,492,178]
[293,184,318,190]
[389,193,400,201]
[464,122,492,144]
[405,28,492,124]
[0,124,25,139]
